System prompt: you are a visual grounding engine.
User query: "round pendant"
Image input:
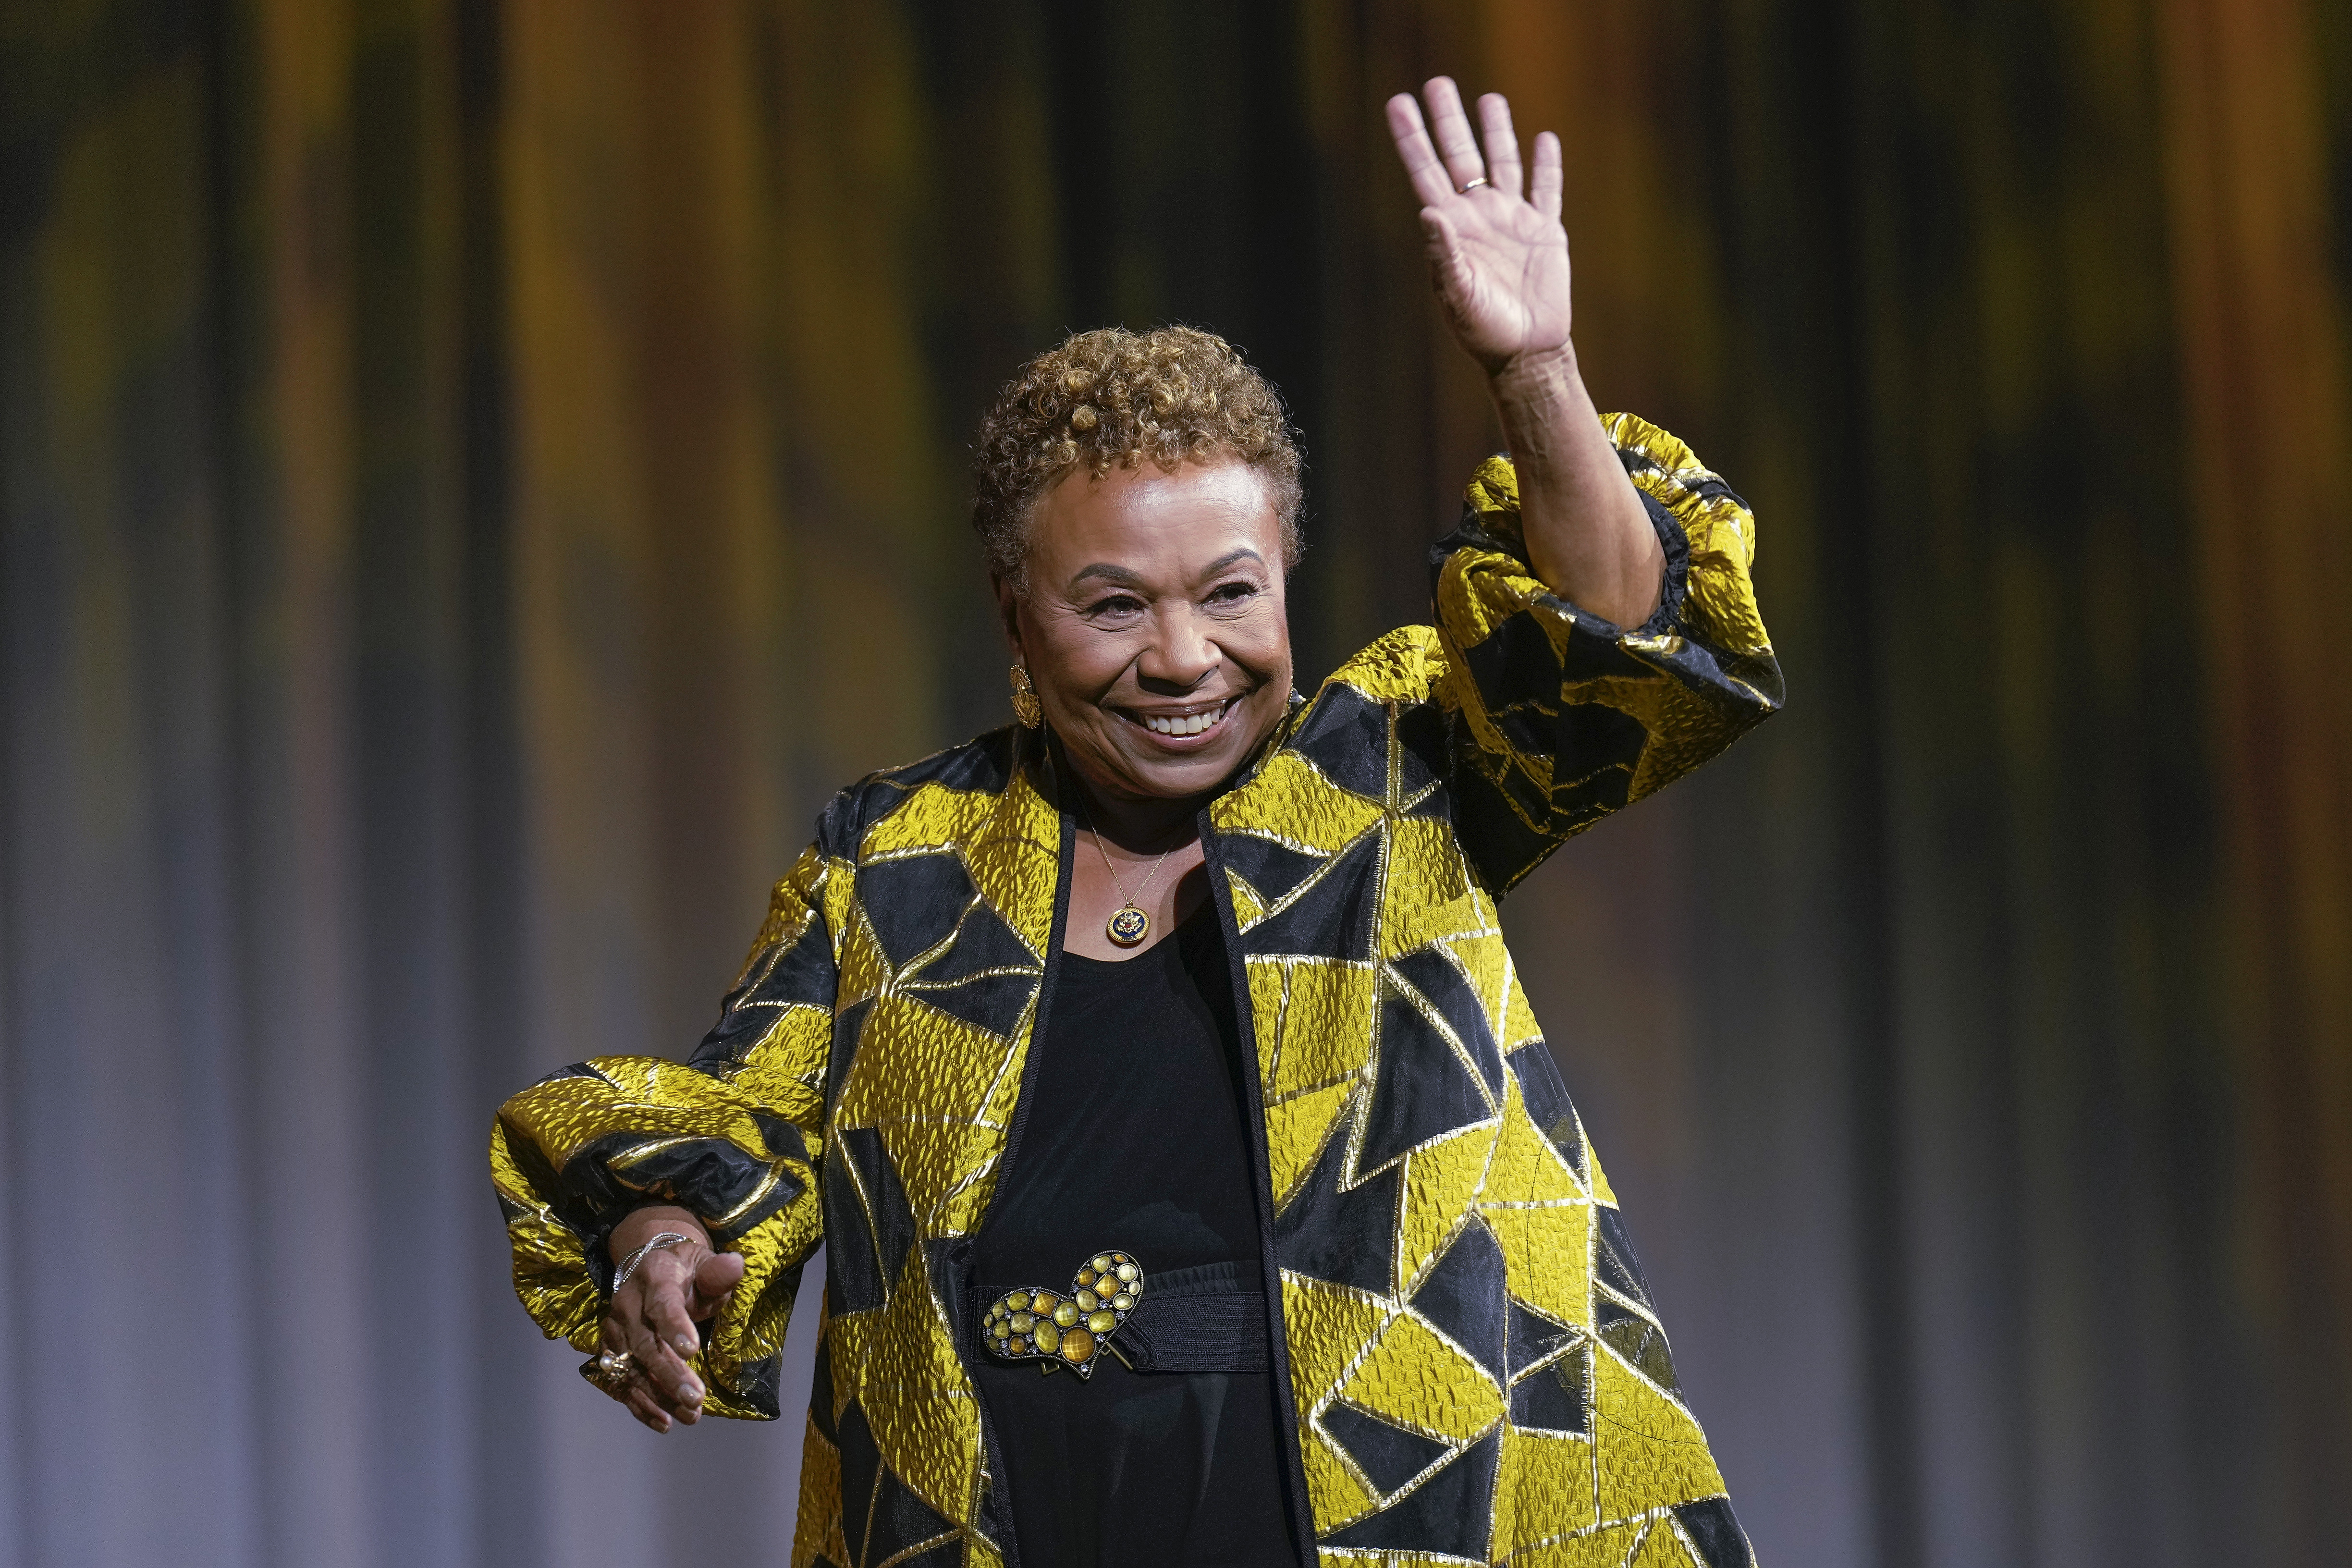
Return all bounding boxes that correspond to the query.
[1105,906,1150,947]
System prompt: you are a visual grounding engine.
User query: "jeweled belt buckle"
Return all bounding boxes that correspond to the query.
[981,1250,1144,1379]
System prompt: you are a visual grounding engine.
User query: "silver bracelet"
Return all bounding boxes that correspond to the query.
[612,1231,696,1294]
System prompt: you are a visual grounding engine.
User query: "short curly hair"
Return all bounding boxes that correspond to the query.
[970,326,1304,589]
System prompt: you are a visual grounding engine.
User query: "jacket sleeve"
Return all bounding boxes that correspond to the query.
[1431,412,1782,894]
[488,838,839,1420]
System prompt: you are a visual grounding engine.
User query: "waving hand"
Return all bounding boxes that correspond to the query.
[1385,79,1571,374]
[1384,77,1663,628]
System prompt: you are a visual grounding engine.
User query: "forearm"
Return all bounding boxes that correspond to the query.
[1487,345,1663,627]
[609,1204,711,1264]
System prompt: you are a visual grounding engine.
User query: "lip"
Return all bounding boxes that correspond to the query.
[1115,694,1244,749]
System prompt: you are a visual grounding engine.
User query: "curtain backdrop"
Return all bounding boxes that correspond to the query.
[4,3,2347,1566]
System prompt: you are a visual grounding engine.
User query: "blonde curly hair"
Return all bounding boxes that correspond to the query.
[970,326,1304,589]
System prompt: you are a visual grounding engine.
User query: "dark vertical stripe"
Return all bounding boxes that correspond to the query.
[1200,821,1320,1568]
[962,765,1076,1568]
[453,3,532,1566]
[1810,3,1920,1562]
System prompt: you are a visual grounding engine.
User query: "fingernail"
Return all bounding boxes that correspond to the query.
[681,1377,704,1403]
[674,1336,698,1358]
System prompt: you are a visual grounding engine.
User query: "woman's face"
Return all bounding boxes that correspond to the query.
[1002,457,1293,805]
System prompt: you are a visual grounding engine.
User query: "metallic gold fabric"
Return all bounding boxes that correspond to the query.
[491,420,1780,1566]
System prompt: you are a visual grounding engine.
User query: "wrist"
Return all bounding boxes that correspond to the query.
[1485,341,1580,404]
[609,1204,708,1265]
[613,1229,703,1296]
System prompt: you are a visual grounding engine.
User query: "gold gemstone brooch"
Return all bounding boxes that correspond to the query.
[981,1251,1144,1378]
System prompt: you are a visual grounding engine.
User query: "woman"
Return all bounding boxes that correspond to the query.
[492,79,1778,1568]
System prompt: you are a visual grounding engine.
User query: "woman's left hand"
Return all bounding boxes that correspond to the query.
[1384,79,1571,376]
[1384,76,1663,628]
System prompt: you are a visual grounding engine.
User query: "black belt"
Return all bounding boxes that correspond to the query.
[970,1254,1271,1378]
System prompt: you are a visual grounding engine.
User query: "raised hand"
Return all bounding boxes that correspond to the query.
[1385,79,1570,375]
[1384,77,1661,627]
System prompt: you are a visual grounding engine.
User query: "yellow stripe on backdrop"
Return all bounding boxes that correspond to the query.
[502,0,959,1061]
[498,2,967,1556]
[507,0,785,1067]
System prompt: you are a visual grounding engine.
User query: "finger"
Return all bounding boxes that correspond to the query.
[612,1328,696,1427]
[620,1294,672,1380]
[1531,130,1563,220]
[632,1285,707,1413]
[649,1273,707,1361]
[1384,92,1457,208]
[624,1382,675,1433]
[622,1289,690,1400]
[592,1316,646,1408]
[1420,77,1485,193]
[1477,94,1524,200]
[692,1250,747,1317]
[622,1332,702,1425]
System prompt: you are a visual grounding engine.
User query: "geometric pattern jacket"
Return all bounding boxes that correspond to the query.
[491,415,1782,1568]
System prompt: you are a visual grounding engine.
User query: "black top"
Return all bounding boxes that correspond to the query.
[970,904,1299,1568]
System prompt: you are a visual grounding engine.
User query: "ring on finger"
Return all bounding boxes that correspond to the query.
[583,1349,637,1395]
[1457,176,1491,193]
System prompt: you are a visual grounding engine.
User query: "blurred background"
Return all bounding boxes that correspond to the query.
[4,1,2349,1565]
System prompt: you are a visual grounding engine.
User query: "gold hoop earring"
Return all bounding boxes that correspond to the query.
[1008,662,1042,728]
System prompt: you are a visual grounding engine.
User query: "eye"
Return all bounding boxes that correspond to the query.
[1085,592,1146,619]
[1206,580,1260,607]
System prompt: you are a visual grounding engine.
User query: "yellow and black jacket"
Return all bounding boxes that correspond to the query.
[492,416,1781,1568]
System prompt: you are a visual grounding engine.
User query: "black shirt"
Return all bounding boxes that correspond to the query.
[969,905,1300,1568]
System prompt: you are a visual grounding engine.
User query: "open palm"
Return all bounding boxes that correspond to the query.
[1386,80,1573,373]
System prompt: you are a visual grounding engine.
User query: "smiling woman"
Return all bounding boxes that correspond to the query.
[974,327,1303,868]
[490,78,1783,1568]
[1009,445,1292,800]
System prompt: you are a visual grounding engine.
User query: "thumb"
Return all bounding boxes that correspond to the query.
[692,1249,747,1313]
[1420,209,1470,293]
[1419,206,1454,245]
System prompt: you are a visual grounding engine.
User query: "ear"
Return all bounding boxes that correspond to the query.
[991,573,1025,658]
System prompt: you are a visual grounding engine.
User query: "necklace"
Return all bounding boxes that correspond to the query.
[1079,802,1184,948]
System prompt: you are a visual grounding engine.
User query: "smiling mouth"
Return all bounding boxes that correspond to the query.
[1126,696,1239,738]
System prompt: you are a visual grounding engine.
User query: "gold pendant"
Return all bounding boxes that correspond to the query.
[1105,906,1150,947]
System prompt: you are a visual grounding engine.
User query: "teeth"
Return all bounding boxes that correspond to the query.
[1143,700,1231,737]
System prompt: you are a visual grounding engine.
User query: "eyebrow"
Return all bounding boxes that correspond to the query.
[1069,562,1149,590]
[1197,547,1266,578]
[1066,547,1267,592]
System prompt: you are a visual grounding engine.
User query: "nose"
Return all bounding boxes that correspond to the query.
[1134,601,1220,694]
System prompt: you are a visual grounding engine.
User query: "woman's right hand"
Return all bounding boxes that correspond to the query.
[595,1206,748,1432]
